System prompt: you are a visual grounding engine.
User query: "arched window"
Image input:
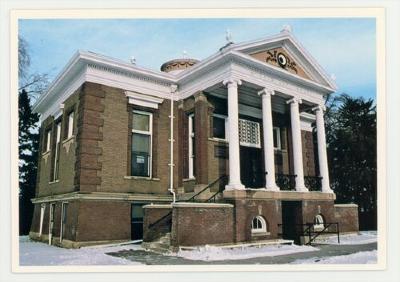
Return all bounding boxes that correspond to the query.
[314,214,325,231]
[251,216,267,234]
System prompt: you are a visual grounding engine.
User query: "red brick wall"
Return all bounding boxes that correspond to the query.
[76,201,131,242]
[170,203,234,247]
[334,204,359,232]
[142,205,172,242]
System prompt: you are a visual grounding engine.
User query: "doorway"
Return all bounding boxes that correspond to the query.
[281,201,303,244]
[240,146,264,188]
[131,203,145,240]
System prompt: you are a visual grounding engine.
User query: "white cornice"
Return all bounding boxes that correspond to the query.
[34,32,337,118]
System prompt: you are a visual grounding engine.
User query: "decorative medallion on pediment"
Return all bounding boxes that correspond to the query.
[250,47,311,80]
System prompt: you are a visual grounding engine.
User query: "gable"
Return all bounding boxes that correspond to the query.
[250,47,311,80]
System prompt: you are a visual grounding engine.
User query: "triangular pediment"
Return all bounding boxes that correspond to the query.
[250,47,311,80]
[233,33,337,90]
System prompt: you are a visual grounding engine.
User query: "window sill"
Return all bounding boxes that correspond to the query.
[42,150,51,157]
[251,231,270,237]
[183,178,196,182]
[49,180,60,185]
[62,135,75,144]
[124,176,160,181]
[209,137,228,143]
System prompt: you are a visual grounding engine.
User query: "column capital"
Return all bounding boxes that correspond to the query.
[257,88,275,97]
[312,104,326,112]
[223,78,242,87]
[286,97,302,105]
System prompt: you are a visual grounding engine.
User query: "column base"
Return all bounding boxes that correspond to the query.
[295,186,309,192]
[322,189,334,194]
[265,185,280,191]
[225,183,245,190]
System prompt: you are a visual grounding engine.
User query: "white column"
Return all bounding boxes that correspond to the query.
[287,97,308,192]
[313,105,333,193]
[258,89,279,191]
[223,78,245,190]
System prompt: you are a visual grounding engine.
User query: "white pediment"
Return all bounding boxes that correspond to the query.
[232,32,337,90]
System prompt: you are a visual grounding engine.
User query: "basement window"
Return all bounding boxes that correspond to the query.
[251,216,268,234]
[131,111,152,177]
[313,214,325,231]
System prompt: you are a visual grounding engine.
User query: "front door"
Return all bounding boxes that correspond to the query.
[131,203,144,240]
[240,146,264,188]
[281,201,303,244]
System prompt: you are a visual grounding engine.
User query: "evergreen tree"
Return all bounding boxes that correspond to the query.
[19,89,40,235]
[325,93,377,230]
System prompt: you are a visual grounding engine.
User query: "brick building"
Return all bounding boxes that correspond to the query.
[29,27,358,249]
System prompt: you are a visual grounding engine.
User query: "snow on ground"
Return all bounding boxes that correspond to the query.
[171,244,319,261]
[291,250,377,264]
[314,231,377,245]
[19,236,143,266]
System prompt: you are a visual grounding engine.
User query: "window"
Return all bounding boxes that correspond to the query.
[66,111,74,139]
[212,114,227,140]
[52,121,62,181]
[131,111,152,177]
[239,119,261,148]
[251,216,267,234]
[313,214,325,231]
[273,127,281,150]
[188,114,195,178]
[39,204,46,236]
[60,202,68,242]
[44,129,51,152]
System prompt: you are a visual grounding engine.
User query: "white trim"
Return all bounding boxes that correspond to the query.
[67,111,74,138]
[188,113,195,179]
[273,127,281,150]
[45,130,51,152]
[251,215,268,234]
[126,91,164,109]
[53,121,62,181]
[60,202,68,243]
[38,203,46,236]
[131,110,153,178]
[48,203,55,245]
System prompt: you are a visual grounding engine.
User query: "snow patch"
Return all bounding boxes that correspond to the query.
[291,250,377,264]
[170,244,319,261]
[19,236,143,266]
[314,231,377,245]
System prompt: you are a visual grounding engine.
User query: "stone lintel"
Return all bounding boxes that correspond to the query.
[223,189,336,201]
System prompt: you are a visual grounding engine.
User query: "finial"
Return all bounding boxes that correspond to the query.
[330,73,337,81]
[226,29,233,44]
[281,24,292,33]
[130,56,136,65]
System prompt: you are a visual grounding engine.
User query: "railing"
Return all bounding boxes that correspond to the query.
[187,175,228,202]
[304,176,322,191]
[275,174,297,191]
[278,222,340,245]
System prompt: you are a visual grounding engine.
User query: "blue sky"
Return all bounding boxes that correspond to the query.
[19,18,376,100]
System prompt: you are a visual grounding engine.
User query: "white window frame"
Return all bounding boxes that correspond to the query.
[39,203,46,236]
[273,127,282,150]
[45,130,51,152]
[67,111,74,138]
[52,121,62,182]
[131,110,153,178]
[188,114,195,179]
[60,202,68,242]
[212,114,229,141]
[239,119,261,148]
[48,203,55,245]
[313,214,325,231]
[251,215,268,234]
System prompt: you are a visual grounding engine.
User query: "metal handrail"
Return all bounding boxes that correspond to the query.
[186,175,228,202]
[278,222,340,245]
